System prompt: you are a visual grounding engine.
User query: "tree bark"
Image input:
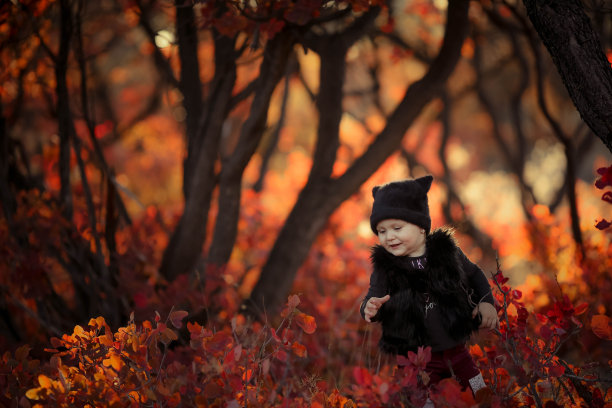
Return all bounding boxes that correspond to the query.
[246,35,348,318]
[207,33,295,267]
[176,0,204,199]
[0,103,15,227]
[523,0,612,153]
[246,0,470,317]
[159,32,237,281]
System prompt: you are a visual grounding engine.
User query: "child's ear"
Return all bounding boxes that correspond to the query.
[372,186,380,198]
[416,175,433,192]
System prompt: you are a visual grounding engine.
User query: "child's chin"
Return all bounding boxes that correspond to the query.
[387,246,406,256]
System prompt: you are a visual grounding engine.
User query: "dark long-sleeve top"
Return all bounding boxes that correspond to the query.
[360,249,494,352]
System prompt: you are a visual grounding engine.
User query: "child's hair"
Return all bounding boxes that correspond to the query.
[370,175,433,234]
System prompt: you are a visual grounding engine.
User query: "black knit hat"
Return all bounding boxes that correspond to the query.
[370,175,433,234]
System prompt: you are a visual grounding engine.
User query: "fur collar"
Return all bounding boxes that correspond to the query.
[370,228,466,295]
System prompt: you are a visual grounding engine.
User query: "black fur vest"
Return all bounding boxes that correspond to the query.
[371,228,480,355]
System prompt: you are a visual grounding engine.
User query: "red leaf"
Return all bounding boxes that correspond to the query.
[548,364,565,377]
[295,312,317,334]
[270,328,281,343]
[595,165,612,189]
[595,219,612,230]
[291,341,307,358]
[591,315,612,340]
[261,18,285,39]
[169,310,188,329]
[494,273,509,285]
[408,346,431,370]
[540,325,553,340]
[573,302,588,316]
[602,191,612,204]
[353,366,372,387]
[242,368,253,382]
[275,349,288,362]
[133,292,148,309]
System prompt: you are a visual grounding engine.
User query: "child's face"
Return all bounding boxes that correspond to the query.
[375,219,426,257]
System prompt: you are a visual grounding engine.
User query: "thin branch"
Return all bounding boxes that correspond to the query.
[254,59,293,192]
[136,0,180,89]
[74,0,132,225]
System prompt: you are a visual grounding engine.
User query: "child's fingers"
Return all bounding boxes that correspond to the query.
[371,295,390,307]
[480,316,498,329]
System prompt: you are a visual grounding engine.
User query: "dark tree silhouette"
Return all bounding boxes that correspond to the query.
[523,0,612,153]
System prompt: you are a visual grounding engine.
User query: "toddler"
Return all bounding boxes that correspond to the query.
[360,175,498,397]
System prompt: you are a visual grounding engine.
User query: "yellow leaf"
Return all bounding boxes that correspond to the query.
[25,388,42,400]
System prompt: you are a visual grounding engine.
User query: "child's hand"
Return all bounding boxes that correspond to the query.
[364,295,390,322]
[472,302,499,330]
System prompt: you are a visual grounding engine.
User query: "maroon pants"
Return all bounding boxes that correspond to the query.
[425,344,481,391]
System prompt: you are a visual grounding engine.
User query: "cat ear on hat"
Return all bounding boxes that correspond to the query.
[416,175,433,192]
[372,186,380,198]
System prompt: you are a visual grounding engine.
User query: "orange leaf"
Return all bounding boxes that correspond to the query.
[574,302,589,316]
[38,374,52,388]
[103,353,124,371]
[591,315,612,340]
[25,387,43,400]
[295,312,316,334]
[292,341,307,358]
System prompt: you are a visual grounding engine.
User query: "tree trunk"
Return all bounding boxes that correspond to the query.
[207,34,295,267]
[176,0,203,200]
[246,0,470,317]
[245,34,347,317]
[56,0,74,219]
[0,103,15,227]
[523,0,612,153]
[159,33,237,281]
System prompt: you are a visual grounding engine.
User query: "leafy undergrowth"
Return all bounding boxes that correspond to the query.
[1,167,611,407]
[2,265,611,408]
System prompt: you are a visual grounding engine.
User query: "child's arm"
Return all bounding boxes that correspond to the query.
[359,268,389,322]
[459,250,499,329]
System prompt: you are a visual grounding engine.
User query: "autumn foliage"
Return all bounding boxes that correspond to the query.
[1,181,611,407]
[2,0,612,406]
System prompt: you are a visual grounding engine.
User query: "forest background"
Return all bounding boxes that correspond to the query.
[1,0,612,407]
